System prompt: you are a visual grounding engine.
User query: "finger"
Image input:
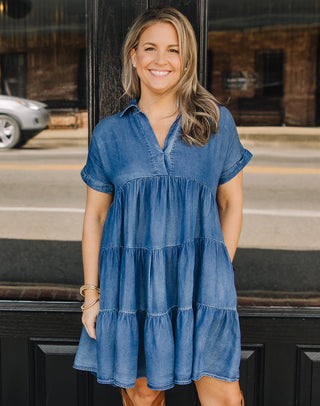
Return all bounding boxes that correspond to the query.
[84,320,96,340]
[88,327,96,340]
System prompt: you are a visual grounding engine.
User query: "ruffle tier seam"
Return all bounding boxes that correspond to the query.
[196,302,237,312]
[99,302,237,315]
[100,236,225,251]
[99,306,192,316]
[115,174,216,201]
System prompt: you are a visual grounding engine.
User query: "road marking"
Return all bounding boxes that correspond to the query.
[0,164,82,170]
[0,207,84,213]
[245,166,320,174]
[244,208,320,218]
[0,207,319,218]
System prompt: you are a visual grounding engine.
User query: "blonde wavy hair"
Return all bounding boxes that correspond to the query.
[122,7,220,147]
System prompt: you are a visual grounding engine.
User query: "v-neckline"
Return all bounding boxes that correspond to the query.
[141,112,180,153]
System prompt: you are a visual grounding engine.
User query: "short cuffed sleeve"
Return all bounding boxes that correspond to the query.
[218,107,252,185]
[81,123,115,194]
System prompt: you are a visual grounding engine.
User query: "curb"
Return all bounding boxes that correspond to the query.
[238,126,320,146]
[24,128,88,148]
[25,127,320,149]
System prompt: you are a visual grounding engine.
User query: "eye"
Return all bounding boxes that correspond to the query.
[169,48,179,54]
[145,47,155,52]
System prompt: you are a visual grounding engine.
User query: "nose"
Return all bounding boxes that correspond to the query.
[155,49,167,65]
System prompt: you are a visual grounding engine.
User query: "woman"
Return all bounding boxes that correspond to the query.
[74,7,252,406]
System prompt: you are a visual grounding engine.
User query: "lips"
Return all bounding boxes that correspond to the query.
[150,70,170,77]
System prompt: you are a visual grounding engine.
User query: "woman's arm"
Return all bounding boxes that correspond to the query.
[216,171,244,262]
[81,186,114,339]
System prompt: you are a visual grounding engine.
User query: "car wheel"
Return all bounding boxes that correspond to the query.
[0,115,21,149]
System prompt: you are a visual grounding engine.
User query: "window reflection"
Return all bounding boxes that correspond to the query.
[208,1,320,305]
[0,0,87,127]
[208,0,320,126]
[0,0,87,299]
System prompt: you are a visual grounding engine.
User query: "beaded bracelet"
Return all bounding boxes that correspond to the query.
[80,284,100,297]
[81,297,100,311]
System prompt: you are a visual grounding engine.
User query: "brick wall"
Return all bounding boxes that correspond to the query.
[208,26,318,126]
[0,32,85,104]
[2,26,318,126]
[27,49,79,102]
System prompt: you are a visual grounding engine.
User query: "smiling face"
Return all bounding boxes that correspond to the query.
[130,22,182,99]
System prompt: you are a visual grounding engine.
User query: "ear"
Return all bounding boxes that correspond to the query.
[130,49,136,67]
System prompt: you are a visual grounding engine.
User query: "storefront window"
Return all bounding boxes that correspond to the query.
[208,0,320,306]
[0,0,87,300]
[208,0,320,126]
[0,0,87,111]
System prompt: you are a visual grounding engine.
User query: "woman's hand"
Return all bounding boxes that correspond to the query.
[81,290,100,340]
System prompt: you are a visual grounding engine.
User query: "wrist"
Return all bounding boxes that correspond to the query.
[80,284,100,297]
[81,296,100,311]
[80,284,100,305]
[83,289,100,301]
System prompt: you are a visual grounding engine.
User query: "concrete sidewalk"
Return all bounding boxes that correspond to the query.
[25,125,320,148]
[24,128,88,148]
[238,126,320,147]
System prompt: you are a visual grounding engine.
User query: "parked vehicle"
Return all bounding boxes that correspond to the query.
[0,95,49,149]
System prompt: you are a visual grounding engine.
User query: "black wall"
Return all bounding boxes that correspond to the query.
[0,302,319,406]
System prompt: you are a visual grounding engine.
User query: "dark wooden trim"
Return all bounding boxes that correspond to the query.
[197,0,208,87]
[87,0,99,139]
[238,306,320,318]
[87,0,209,141]
[295,344,320,405]
[0,300,81,313]
[1,300,320,318]
[1,301,319,406]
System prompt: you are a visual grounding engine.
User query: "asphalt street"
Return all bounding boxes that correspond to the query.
[0,131,319,295]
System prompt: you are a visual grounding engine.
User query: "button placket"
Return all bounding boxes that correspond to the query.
[135,112,181,175]
[135,113,167,174]
[162,123,180,174]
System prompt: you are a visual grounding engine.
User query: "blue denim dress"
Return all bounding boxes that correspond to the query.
[73,100,252,390]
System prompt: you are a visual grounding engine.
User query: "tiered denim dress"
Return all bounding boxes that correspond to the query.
[73,100,252,390]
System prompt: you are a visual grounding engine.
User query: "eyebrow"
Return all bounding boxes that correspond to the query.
[141,42,179,47]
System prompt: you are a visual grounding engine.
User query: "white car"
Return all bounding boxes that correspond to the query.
[0,95,50,149]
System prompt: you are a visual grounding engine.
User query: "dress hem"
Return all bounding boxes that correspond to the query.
[73,364,239,390]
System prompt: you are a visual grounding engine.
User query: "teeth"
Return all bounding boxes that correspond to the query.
[150,70,169,76]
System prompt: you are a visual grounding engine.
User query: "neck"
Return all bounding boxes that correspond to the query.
[138,93,178,119]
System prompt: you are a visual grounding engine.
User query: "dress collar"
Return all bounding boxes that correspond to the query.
[119,99,140,117]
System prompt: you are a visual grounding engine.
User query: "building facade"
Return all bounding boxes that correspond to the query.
[0,0,87,127]
[1,0,320,127]
[207,0,320,126]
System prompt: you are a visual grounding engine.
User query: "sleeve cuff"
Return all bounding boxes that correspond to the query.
[81,167,114,194]
[219,149,253,185]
